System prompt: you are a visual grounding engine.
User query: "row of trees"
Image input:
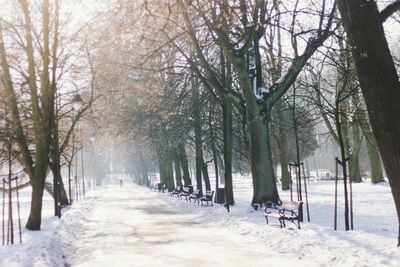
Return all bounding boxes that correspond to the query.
[88,0,400,245]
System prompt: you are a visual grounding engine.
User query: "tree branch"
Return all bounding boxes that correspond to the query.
[0,19,34,178]
[266,2,337,110]
[380,0,400,23]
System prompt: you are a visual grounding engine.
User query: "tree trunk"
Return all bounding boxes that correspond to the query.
[208,100,222,198]
[223,98,234,205]
[159,155,174,191]
[350,125,362,183]
[236,64,280,205]
[44,180,69,206]
[365,134,384,183]
[164,157,175,191]
[220,48,234,205]
[26,177,45,230]
[358,97,384,184]
[139,151,149,186]
[201,159,211,191]
[50,164,69,205]
[337,0,400,245]
[59,179,68,206]
[192,78,204,194]
[159,158,165,185]
[133,158,142,184]
[276,101,290,190]
[349,151,361,183]
[25,125,50,229]
[178,143,191,186]
[336,106,350,231]
[174,156,183,187]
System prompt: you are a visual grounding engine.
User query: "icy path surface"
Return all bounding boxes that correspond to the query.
[62,184,296,267]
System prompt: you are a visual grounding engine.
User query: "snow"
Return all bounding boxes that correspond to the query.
[0,174,399,267]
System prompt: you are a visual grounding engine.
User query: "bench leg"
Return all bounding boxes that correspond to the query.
[288,218,301,229]
[281,218,286,228]
[265,216,269,225]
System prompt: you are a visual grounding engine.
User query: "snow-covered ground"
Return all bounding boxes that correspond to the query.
[0,174,399,267]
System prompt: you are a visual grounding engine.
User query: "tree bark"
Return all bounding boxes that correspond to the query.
[201,158,211,191]
[349,125,362,182]
[174,156,183,188]
[44,180,69,206]
[192,78,205,194]
[223,98,234,205]
[236,63,280,205]
[208,100,221,198]
[178,143,192,186]
[26,175,45,230]
[276,101,290,190]
[138,151,149,186]
[159,155,174,191]
[337,0,400,245]
[365,133,384,183]
[159,157,165,185]
[49,164,69,205]
[335,105,350,231]
[164,157,175,191]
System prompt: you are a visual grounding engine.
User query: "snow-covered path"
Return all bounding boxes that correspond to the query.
[1,177,399,267]
[63,184,299,267]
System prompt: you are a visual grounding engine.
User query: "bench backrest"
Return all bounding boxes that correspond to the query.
[282,201,303,221]
[204,190,214,199]
[264,201,302,212]
[281,201,302,211]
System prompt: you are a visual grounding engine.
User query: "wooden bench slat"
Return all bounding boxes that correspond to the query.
[264,201,303,229]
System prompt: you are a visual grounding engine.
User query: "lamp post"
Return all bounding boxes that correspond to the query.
[72,94,83,109]
[81,147,85,198]
[71,93,83,201]
[53,94,61,218]
[68,134,74,204]
[53,92,82,217]
[89,136,95,190]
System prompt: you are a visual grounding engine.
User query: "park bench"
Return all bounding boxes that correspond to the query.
[188,189,201,203]
[170,186,182,197]
[179,186,193,199]
[264,201,303,229]
[200,190,214,206]
[156,183,167,193]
